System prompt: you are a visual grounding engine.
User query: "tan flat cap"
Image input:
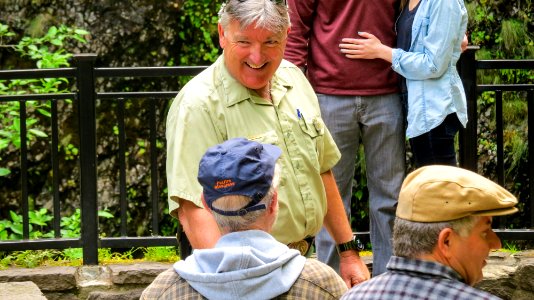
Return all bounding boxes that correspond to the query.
[397,165,518,222]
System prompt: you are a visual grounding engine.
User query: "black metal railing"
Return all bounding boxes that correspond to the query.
[458,47,534,240]
[0,54,206,263]
[0,51,533,265]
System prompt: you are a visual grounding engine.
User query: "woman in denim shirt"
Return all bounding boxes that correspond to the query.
[339,0,468,167]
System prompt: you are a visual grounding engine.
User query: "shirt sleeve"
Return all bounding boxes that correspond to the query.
[317,118,341,174]
[166,91,222,214]
[284,0,317,67]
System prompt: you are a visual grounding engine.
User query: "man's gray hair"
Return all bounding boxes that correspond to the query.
[393,215,481,258]
[211,163,281,232]
[218,0,290,33]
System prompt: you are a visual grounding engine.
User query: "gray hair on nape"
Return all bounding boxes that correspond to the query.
[393,215,481,258]
[218,0,290,34]
[211,163,281,232]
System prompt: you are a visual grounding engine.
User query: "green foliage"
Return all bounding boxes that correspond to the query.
[350,145,369,231]
[15,25,88,68]
[177,1,221,65]
[60,208,81,238]
[463,1,533,231]
[0,22,88,176]
[142,246,179,262]
[0,209,54,240]
[0,246,179,269]
[501,240,520,253]
[0,23,15,40]
[0,249,61,269]
[0,208,115,240]
[98,247,134,262]
[62,248,83,262]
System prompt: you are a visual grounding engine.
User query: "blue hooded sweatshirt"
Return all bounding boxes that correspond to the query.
[173,230,306,300]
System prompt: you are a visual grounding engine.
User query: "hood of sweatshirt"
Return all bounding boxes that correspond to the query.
[174,230,306,300]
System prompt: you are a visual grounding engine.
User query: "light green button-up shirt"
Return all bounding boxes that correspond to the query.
[166,56,340,244]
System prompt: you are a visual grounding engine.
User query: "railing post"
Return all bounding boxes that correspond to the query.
[74,54,99,265]
[529,90,534,227]
[458,46,479,172]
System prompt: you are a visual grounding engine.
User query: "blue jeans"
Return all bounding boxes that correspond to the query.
[409,113,461,167]
[316,93,405,276]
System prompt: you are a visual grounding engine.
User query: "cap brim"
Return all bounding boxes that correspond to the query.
[262,143,282,160]
[472,207,519,217]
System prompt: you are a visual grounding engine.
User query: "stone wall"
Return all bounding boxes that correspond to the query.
[476,251,534,299]
[1,251,534,299]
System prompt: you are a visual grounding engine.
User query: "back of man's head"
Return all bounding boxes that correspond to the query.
[393,165,518,258]
[198,137,281,232]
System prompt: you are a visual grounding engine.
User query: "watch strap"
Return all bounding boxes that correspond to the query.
[336,237,364,253]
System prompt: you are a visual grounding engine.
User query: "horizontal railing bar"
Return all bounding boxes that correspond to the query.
[0,68,76,79]
[94,66,208,78]
[100,237,178,248]
[97,92,178,99]
[0,238,81,251]
[0,93,76,102]
[495,229,534,240]
[356,231,534,240]
[478,84,534,92]
[477,60,534,69]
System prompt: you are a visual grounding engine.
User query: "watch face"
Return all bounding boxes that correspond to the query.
[355,238,364,251]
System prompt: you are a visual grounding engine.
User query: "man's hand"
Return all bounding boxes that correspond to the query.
[461,34,468,52]
[339,250,371,288]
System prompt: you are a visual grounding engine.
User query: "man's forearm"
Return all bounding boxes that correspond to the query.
[176,198,221,249]
[321,170,370,287]
[320,170,354,244]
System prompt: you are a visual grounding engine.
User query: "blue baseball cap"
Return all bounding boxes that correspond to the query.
[197,138,282,216]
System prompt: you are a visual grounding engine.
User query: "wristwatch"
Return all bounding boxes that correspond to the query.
[336,236,365,253]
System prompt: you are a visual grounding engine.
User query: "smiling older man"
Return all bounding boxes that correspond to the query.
[165,0,369,287]
[342,165,518,300]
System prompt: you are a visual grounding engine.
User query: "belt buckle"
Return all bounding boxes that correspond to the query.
[288,237,314,256]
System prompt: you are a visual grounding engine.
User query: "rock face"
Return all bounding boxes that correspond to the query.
[0,281,47,300]
[475,250,534,300]
[0,0,184,67]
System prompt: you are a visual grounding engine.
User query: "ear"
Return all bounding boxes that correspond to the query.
[269,190,278,214]
[218,23,226,49]
[200,194,211,212]
[436,228,455,258]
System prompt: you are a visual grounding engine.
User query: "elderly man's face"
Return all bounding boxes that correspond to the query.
[449,216,501,285]
[219,20,287,94]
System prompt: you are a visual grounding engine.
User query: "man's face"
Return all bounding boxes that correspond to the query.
[218,20,288,92]
[449,216,501,285]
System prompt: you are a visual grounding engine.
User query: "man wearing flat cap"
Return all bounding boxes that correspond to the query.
[342,165,518,300]
[142,138,347,299]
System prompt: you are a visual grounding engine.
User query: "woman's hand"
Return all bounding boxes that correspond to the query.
[339,32,393,62]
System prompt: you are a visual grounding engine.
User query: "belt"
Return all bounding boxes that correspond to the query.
[287,236,315,256]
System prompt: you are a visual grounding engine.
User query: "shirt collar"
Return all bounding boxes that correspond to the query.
[215,55,293,107]
[387,256,465,282]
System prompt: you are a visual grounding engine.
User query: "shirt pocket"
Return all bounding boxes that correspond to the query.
[297,114,325,173]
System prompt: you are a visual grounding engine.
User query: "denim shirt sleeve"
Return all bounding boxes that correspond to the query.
[391,0,465,80]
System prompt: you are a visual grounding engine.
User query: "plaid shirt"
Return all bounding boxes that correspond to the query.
[141,258,347,299]
[341,256,501,300]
